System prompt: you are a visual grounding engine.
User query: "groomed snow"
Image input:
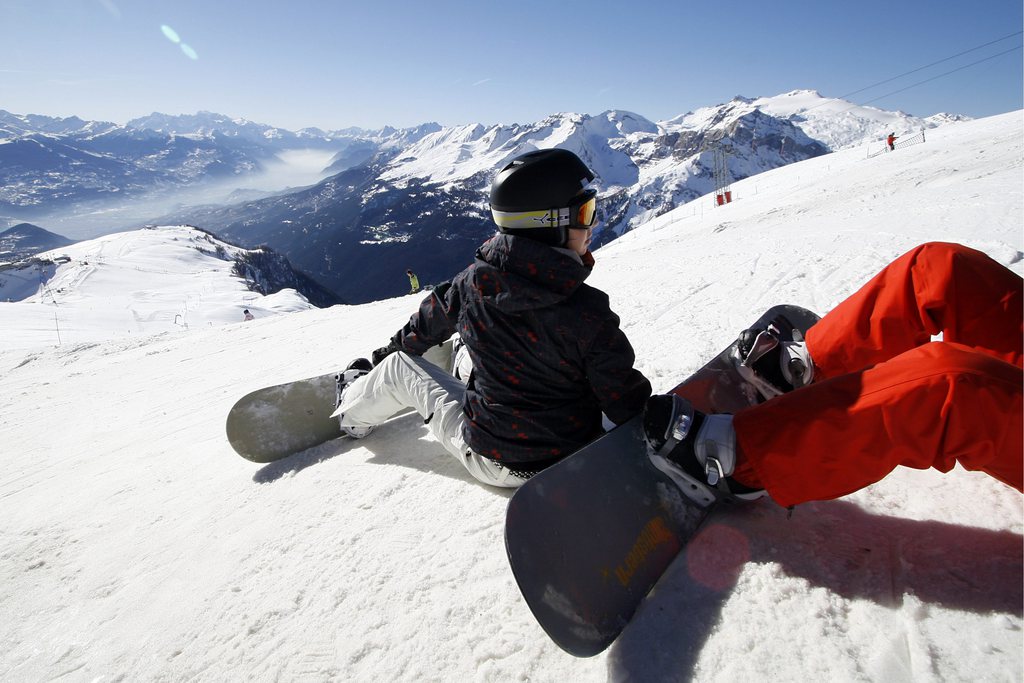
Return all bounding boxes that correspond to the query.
[0,226,314,350]
[0,111,1021,682]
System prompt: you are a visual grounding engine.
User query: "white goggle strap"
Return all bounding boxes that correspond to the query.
[491,207,571,230]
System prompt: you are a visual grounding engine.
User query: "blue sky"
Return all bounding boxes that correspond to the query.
[2,0,1021,131]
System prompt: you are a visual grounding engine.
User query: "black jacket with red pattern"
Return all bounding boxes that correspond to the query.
[391,233,651,471]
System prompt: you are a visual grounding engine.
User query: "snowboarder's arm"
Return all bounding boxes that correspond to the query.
[391,281,460,356]
[583,316,652,425]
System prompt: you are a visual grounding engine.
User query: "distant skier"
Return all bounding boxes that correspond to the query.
[332,150,1022,506]
[406,269,420,294]
[243,309,254,321]
[887,132,898,151]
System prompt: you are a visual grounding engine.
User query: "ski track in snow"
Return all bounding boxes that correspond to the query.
[0,112,1022,682]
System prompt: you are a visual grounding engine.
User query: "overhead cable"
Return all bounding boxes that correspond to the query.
[835,30,1023,103]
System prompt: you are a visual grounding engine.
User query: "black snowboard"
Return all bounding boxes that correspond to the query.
[504,305,820,657]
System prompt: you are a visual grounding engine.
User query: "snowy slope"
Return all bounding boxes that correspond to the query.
[751,90,916,150]
[0,112,1020,682]
[0,226,314,349]
[662,89,956,152]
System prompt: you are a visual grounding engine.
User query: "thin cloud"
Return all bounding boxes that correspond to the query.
[471,78,492,87]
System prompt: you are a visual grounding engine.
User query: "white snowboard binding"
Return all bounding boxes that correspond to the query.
[334,358,375,438]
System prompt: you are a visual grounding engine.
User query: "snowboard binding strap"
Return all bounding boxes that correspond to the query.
[644,395,739,507]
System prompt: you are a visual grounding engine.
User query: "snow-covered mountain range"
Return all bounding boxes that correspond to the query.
[0,109,1018,682]
[166,90,963,303]
[1,91,971,303]
[0,108,439,220]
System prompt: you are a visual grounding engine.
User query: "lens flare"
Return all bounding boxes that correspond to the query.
[685,522,750,592]
[160,25,198,60]
[160,25,180,44]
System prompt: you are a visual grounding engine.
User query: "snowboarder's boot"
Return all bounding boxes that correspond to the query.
[643,394,765,507]
[335,358,375,438]
[733,314,815,401]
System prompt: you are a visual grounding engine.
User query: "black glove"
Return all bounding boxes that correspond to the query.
[371,340,400,366]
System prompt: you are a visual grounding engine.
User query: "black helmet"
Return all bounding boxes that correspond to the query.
[489,148,597,247]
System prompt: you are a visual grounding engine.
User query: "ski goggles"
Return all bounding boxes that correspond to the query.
[491,189,598,231]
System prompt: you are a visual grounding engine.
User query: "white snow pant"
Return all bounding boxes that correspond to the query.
[334,351,529,488]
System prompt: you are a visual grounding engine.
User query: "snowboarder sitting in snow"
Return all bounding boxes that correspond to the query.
[334,149,652,487]
[643,241,1023,508]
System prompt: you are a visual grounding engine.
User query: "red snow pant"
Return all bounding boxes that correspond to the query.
[734,242,1023,507]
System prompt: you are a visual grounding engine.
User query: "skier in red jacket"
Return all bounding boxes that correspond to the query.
[646,241,1023,508]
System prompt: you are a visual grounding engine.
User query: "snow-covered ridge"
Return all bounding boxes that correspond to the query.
[381,90,948,188]
[663,89,962,149]
[0,225,316,349]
